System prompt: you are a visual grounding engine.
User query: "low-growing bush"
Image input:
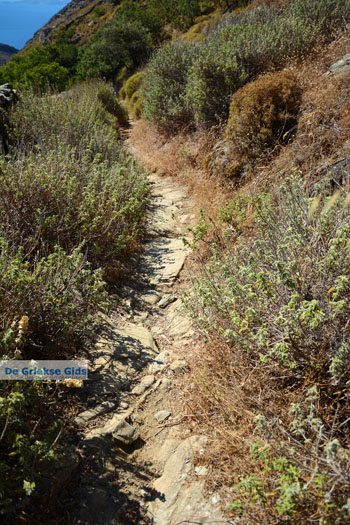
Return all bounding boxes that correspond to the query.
[130,90,143,119]
[232,393,350,523]
[185,175,350,522]
[0,77,150,516]
[142,41,197,133]
[186,176,350,380]
[77,20,153,82]
[9,82,122,162]
[188,0,350,126]
[226,70,302,158]
[97,85,129,127]
[0,382,62,513]
[0,239,107,358]
[0,33,78,93]
[116,0,165,43]
[0,147,148,270]
[182,10,223,43]
[125,71,144,101]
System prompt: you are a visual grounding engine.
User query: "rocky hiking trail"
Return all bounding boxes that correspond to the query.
[65,128,227,524]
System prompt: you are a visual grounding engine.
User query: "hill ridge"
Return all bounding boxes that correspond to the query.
[0,43,18,66]
[24,0,114,48]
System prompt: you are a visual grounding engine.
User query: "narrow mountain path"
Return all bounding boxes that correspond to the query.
[68,124,226,524]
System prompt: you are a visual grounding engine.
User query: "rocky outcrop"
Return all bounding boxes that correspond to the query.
[327,53,350,76]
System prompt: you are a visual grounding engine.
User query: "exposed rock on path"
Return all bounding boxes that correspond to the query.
[69,129,226,524]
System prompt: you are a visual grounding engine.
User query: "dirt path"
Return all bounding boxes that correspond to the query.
[67,127,227,524]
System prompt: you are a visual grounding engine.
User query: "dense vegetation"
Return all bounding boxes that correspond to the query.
[142,0,350,131]
[0,31,77,92]
[0,81,149,512]
[0,0,234,92]
[185,177,350,522]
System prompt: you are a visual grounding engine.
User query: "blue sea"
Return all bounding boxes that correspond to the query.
[0,0,68,50]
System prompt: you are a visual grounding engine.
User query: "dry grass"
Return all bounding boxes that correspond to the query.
[178,326,306,505]
[128,119,230,221]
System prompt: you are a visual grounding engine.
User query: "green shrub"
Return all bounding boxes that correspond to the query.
[77,20,153,82]
[97,85,129,126]
[0,78,150,515]
[145,0,203,31]
[142,41,197,133]
[0,383,62,512]
[0,147,148,270]
[185,175,350,522]
[143,0,350,130]
[232,391,350,523]
[186,176,350,380]
[9,82,122,162]
[226,70,302,157]
[0,33,78,93]
[130,90,143,118]
[116,1,164,43]
[118,85,126,99]
[125,71,144,101]
[91,5,106,19]
[0,239,107,357]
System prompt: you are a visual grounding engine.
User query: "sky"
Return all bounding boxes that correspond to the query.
[0,0,68,50]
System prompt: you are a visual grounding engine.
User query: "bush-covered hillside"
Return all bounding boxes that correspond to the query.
[142,0,350,131]
[0,81,149,513]
[185,176,350,523]
[0,0,232,92]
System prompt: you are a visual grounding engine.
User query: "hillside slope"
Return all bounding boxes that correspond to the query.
[24,0,119,48]
[0,43,18,65]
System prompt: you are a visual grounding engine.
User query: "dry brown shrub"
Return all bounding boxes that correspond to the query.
[226,70,302,159]
[223,29,350,197]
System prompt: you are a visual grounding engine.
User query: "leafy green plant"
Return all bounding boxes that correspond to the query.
[185,176,350,522]
[0,238,107,357]
[142,41,198,133]
[116,2,165,43]
[97,85,129,127]
[0,383,62,511]
[9,82,122,162]
[185,176,350,382]
[0,32,78,93]
[0,146,148,270]
[130,90,143,118]
[77,20,152,83]
[0,76,150,517]
[232,388,350,523]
